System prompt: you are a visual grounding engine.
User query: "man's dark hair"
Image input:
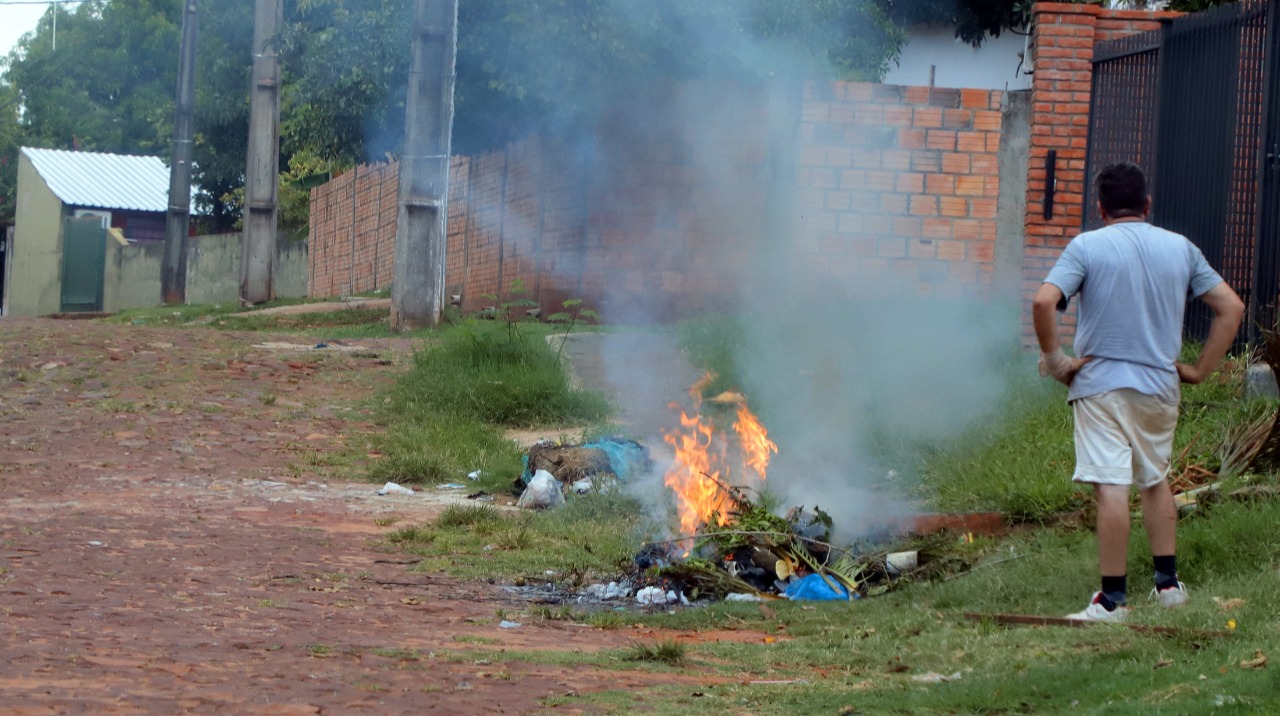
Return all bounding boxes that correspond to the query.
[1096,162,1148,217]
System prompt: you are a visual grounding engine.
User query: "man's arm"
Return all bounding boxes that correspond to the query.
[1177,282,1245,385]
[1032,283,1090,385]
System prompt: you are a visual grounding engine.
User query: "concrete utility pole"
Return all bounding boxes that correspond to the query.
[391,0,459,330]
[241,0,283,305]
[163,0,199,305]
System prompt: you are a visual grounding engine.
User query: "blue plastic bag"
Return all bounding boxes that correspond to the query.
[784,573,850,601]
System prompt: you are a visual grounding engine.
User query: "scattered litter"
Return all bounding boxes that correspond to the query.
[571,478,594,494]
[885,551,919,576]
[785,574,850,601]
[437,483,467,490]
[87,541,104,547]
[911,671,962,684]
[635,587,685,605]
[376,482,415,496]
[1214,597,1247,611]
[746,679,808,686]
[252,341,371,353]
[725,593,763,602]
[498,620,522,629]
[467,492,494,502]
[584,582,630,600]
[467,470,482,480]
[1240,650,1267,670]
[517,470,565,510]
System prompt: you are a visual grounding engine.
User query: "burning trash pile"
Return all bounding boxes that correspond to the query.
[517,372,956,604]
[639,373,945,602]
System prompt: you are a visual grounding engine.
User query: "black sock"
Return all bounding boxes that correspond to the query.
[1099,574,1127,610]
[1153,555,1179,591]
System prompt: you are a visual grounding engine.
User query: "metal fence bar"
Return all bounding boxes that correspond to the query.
[1084,47,1162,231]
[1085,0,1270,342]
[1253,0,1280,336]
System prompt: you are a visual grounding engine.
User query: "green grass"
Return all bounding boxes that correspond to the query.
[387,323,610,427]
[368,415,526,486]
[388,490,642,582]
[372,320,611,488]
[368,326,1280,714]
[623,639,686,665]
[917,354,1269,521]
[502,494,1280,713]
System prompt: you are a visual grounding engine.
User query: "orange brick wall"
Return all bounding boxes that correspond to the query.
[309,80,1010,320]
[1022,2,1181,334]
[308,164,400,298]
[795,82,1002,296]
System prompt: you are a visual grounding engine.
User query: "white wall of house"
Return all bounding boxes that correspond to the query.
[884,25,1033,91]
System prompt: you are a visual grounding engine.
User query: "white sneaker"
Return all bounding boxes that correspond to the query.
[1151,582,1188,608]
[1065,592,1128,622]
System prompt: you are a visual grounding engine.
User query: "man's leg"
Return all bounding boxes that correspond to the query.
[1096,484,1132,576]
[1140,479,1177,557]
[1094,483,1132,611]
[1141,479,1186,605]
[1067,392,1137,620]
[1128,392,1185,606]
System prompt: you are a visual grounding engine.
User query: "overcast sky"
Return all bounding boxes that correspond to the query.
[0,3,64,58]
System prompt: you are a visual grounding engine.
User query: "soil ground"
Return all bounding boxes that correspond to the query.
[0,319,751,715]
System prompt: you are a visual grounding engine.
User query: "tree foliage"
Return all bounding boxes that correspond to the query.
[880,0,1238,47]
[281,0,905,157]
[2,0,903,230]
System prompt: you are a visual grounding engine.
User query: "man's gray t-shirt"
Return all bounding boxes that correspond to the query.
[1043,222,1223,404]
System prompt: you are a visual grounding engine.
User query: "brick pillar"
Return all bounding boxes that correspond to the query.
[1021,2,1181,341]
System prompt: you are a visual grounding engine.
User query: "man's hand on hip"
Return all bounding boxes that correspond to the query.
[1176,362,1205,384]
[1039,347,1091,386]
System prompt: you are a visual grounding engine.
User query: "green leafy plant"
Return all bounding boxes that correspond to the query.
[548,298,600,360]
[480,278,540,343]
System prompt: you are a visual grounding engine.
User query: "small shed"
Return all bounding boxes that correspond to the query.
[3,147,170,317]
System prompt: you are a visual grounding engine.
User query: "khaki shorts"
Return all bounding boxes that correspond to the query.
[1072,389,1178,489]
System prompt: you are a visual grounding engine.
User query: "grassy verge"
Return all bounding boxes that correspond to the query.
[918,354,1270,521]
[373,478,1280,714]
[388,491,643,582]
[368,320,1280,713]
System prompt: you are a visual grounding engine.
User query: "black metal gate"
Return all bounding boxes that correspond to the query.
[1085,0,1271,340]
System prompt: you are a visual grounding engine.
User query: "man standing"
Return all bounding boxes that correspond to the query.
[1033,162,1244,621]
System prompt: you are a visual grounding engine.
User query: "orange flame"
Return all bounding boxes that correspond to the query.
[662,373,777,537]
[735,403,778,478]
[662,410,734,537]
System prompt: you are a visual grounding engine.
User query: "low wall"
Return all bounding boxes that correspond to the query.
[104,233,308,312]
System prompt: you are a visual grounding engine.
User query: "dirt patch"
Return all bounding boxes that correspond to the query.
[0,319,754,714]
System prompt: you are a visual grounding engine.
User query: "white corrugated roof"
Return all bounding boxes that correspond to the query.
[22,147,170,213]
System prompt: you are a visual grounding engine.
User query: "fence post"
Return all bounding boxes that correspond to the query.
[1252,0,1280,338]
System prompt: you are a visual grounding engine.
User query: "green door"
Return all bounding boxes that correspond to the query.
[60,217,106,312]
